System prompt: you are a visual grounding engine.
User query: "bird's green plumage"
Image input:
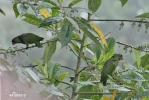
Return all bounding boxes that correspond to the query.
[12,33,44,48]
[100,54,123,86]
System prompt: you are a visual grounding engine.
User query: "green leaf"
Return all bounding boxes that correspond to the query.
[134,53,149,69]
[0,58,12,72]
[115,91,127,100]
[68,0,82,7]
[104,84,130,91]
[52,8,59,16]
[45,84,64,96]
[13,3,19,17]
[88,0,102,13]
[57,0,63,5]
[91,42,101,60]
[79,23,103,50]
[23,13,44,27]
[103,37,115,54]
[133,49,141,67]
[36,2,55,10]
[44,64,48,78]
[79,72,91,81]
[121,72,146,81]
[134,90,149,98]
[25,68,40,83]
[98,48,114,68]
[60,24,72,48]
[72,32,81,40]
[44,0,58,7]
[119,0,128,7]
[144,64,149,69]
[42,40,57,64]
[107,37,115,49]
[79,18,93,29]
[141,54,149,67]
[78,85,94,99]
[0,8,5,15]
[55,72,68,86]
[0,58,11,67]
[66,81,94,89]
[71,7,93,14]
[66,17,79,31]
[47,61,61,79]
[33,58,45,75]
[136,12,149,18]
[39,17,64,27]
[17,3,28,17]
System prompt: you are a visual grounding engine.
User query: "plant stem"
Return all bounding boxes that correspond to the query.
[71,34,86,99]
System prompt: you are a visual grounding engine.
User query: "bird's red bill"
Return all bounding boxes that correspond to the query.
[12,42,15,45]
[120,57,123,60]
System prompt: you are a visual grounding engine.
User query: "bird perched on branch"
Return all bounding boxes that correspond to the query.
[12,33,44,49]
[100,54,123,86]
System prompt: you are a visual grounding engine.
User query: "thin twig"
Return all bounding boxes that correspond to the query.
[24,64,75,71]
[61,65,75,71]
[39,77,71,85]
[84,40,149,52]
[114,69,131,74]
[56,80,71,85]
[116,41,149,52]
[76,92,118,95]
[78,65,97,74]
[68,45,79,58]
[90,19,149,23]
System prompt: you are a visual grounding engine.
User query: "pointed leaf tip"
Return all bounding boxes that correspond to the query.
[90,22,108,47]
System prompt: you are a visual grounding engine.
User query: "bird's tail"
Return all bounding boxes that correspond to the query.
[35,42,43,48]
[100,79,107,86]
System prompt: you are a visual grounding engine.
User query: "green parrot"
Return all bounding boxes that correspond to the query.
[12,33,44,49]
[100,54,123,86]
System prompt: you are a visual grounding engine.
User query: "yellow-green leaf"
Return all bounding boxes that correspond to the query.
[40,8,51,18]
[55,72,68,86]
[110,90,118,100]
[101,90,118,100]
[133,49,141,67]
[90,22,108,47]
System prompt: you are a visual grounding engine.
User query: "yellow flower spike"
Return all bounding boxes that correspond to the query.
[90,22,108,47]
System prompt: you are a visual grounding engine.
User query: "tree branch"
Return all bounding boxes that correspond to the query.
[116,41,149,52]
[72,34,86,99]
[68,45,79,58]
[90,19,148,23]
[24,64,75,71]
[76,92,118,95]
[1,39,57,55]
[56,80,71,85]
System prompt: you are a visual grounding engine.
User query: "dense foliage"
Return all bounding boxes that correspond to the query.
[1,0,149,100]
